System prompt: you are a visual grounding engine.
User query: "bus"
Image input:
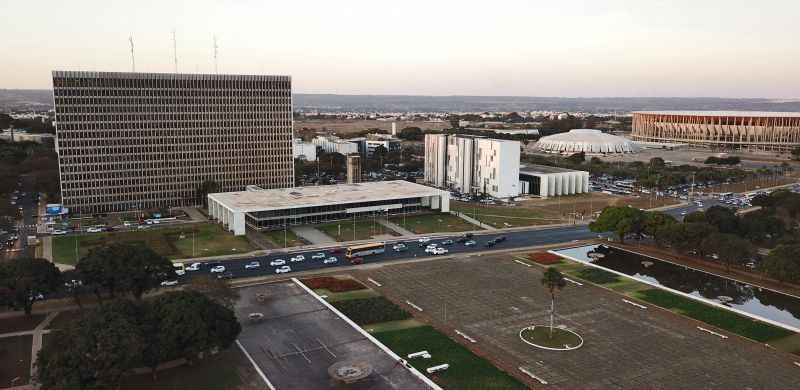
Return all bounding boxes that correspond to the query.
[346,242,385,258]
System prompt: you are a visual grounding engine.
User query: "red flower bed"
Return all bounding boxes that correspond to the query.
[301,276,367,292]
[528,252,562,265]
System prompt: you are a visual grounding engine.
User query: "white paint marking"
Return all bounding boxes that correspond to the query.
[367,277,382,287]
[455,329,477,343]
[564,277,583,286]
[794,361,800,368]
[406,300,424,312]
[697,326,728,339]
[519,367,549,384]
[513,259,532,267]
[622,299,647,309]
[236,340,276,390]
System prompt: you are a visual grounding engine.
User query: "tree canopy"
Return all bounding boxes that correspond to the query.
[0,257,61,315]
[589,206,646,243]
[76,243,175,300]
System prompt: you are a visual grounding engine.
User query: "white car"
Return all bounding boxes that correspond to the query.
[86,227,103,233]
[418,237,431,243]
[311,252,326,260]
[270,259,286,266]
[275,265,291,274]
[210,265,226,273]
[160,280,179,287]
[186,263,202,271]
[290,255,305,262]
[392,243,407,251]
[323,257,338,264]
[244,261,261,269]
[52,230,67,235]
[432,248,449,255]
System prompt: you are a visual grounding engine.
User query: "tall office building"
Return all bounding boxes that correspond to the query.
[346,154,362,184]
[424,134,520,198]
[52,71,294,214]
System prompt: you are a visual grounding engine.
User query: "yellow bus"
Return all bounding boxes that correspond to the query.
[346,242,386,258]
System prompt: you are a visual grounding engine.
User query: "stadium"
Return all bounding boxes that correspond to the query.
[535,129,638,154]
[632,111,800,151]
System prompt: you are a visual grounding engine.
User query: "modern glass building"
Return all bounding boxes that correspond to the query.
[52,71,294,214]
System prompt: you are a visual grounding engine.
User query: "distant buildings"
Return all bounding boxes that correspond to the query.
[519,165,589,198]
[312,135,358,155]
[52,71,294,214]
[293,138,317,161]
[346,154,362,184]
[424,134,520,198]
[312,133,401,157]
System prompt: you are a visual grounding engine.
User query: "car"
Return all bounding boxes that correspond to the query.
[418,237,431,243]
[51,230,67,235]
[210,265,226,273]
[680,211,688,216]
[160,280,179,287]
[244,261,261,269]
[464,240,476,246]
[137,225,150,230]
[495,236,507,243]
[86,227,103,233]
[484,241,496,248]
[270,259,286,266]
[290,255,305,262]
[323,257,338,264]
[216,272,235,279]
[186,263,202,271]
[349,257,363,265]
[432,247,448,255]
[456,233,474,243]
[311,252,326,260]
[329,248,344,254]
[392,243,407,251]
[275,265,291,274]
[441,239,455,245]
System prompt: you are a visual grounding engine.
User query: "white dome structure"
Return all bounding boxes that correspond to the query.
[536,129,638,154]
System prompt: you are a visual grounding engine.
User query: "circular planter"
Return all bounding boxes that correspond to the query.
[519,325,584,351]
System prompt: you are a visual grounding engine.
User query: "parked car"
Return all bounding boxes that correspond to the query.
[210,265,226,273]
[186,263,202,271]
[270,259,286,266]
[244,261,261,270]
[160,280,179,287]
[323,257,338,264]
[311,252,326,260]
[392,243,407,252]
[290,255,305,262]
[275,265,291,274]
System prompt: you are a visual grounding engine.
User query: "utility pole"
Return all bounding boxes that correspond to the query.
[128,36,136,72]
[213,34,219,74]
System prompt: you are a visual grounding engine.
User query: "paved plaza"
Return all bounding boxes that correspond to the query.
[355,254,800,390]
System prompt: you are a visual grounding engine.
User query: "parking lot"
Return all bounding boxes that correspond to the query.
[354,254,800,390]
[233,281,433,390]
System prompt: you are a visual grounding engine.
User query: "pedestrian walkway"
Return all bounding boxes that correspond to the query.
[40,236,52,262]
[377,218,415,236]
[29,312,57,377]
[451,211,497,230]
[181,207,209,222]
[291,226,336,245]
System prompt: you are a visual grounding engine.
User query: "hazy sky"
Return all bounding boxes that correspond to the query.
[2,0,799,98]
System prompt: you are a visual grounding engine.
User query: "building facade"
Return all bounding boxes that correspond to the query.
[312,135,359,155]
[632,111,800,151]
[346,154,362,184]
[52,71,294,214]
[293,138,317,161]
[519,166,590,198]
[424,134,520,198]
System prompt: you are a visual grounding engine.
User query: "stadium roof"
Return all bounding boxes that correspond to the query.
[634,111,800,117]
[535,129,638,154]
[208,180,443,213]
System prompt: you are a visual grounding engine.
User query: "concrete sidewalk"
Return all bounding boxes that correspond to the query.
[291,226,336,245]
[377,218,415,236]
[451,211,497,230]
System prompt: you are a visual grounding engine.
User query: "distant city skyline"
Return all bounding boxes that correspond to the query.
[2,0,799,98]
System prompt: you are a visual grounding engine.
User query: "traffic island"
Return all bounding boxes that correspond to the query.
[519,325,583,351]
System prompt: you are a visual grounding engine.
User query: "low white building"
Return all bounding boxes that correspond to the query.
[293,138,317,161]
[208,180,450,235]
[519,165,590,198]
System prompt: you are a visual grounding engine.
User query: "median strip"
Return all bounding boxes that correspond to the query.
[368,277,382,287]
[405,300,424,312]
[518,367,548,385]
[622,299,647,309]
[513,259,532,267]
[697,326,728,339]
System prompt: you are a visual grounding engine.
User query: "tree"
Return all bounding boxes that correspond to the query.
[185,275,240,308]
[398,127,423,141]
[77,243,175,300]
[701,233,754,272]
[196,179,221,208]
[372,145,388,169]
[643,211,677,243]
[565,152,585,164]
[0,257,61,316]
[589,206,646,243]
[704,206,739,234]
[541,267,566,338]
[761,245,800,284]
[37,300,145,390]
[649,157,666,169]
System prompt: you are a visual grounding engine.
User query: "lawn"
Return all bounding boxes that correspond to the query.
[52,223,254,264]
[331,296,411,325]
[374,326,528,390]
[572,267,620,285]
[317,219,399,242]
[389,213,480,234]
[450,201,564,228]
[262,228,306,248]
[633,289,794,342]
[0,335,32,387]
[121,347,255,390]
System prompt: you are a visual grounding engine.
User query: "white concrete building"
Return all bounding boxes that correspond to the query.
[293,138,317,161]
[536,129,638,154]
[424,134,521,198]
[208,180,450,235]
[519,165,590,198]
[312,135,359,155]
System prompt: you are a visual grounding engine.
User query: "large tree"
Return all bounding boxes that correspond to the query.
[0,257,61,316]
[643,211,677,244]
[761,245,800,284]
[77,243,175,300]
[589,206,646,243]
[701,233,754,272]
[185,275,240,308]
[37,300,145,390]
[540,267,567,338]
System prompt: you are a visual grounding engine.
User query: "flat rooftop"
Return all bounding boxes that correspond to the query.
[520,164,587,175]
[209,180,442,213]
[634,110,800,118]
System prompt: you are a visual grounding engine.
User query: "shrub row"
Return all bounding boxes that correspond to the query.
[331,296,411,325]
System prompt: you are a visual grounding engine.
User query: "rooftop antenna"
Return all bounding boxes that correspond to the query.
[128,35,136,72]
[171,29,178,73]
[213,34,219,74]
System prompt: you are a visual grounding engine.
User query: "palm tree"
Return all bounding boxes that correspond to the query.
[541,267,567,338]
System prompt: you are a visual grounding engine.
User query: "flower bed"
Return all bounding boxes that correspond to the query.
[301,276,366,292]
[528,252,562,265]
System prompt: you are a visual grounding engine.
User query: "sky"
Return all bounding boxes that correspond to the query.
[2,0,799,98]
